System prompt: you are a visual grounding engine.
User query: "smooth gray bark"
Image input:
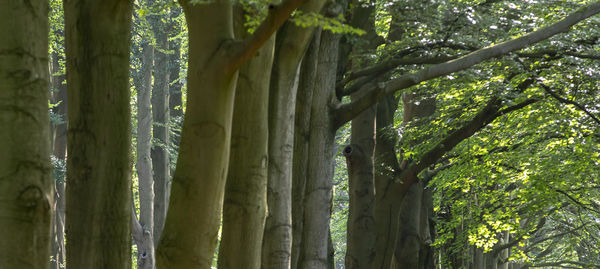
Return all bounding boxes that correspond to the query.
[291,29,321,269]
[134,43,156,269]
[262,0,326,264]
[300,25,340,269]
[150,13,171,246]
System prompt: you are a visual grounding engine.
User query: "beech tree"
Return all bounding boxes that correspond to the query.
[0,1,52,268]
[299,2,600,269]
[64,0,133,267]
[155,0,310,267]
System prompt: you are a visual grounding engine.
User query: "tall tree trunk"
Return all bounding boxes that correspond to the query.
[0,0,52,268]
[343,87,376,269]
[391,92,436,269]
[300,21,341,269]
[291,29,321,269]
[168,5,183,152]
[217,7,273,269]
[134,43,156,269]
[150,13,171,247]
[262,2,325,265]
[50,51,67,269]
[156,3,238,268]
[341,1,380,267]
[393,182,424,269]
[156,0,309,267]
[372,95,401,269]
[64,0,133,268]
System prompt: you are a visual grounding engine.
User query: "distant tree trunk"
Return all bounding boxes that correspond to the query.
[300,22,340,269]
[0,1,52,268]
[134,42,156,269]
[391,92,436,269]
[291,29,321,269]
[50,51,67,269]
[217,7,273,269]
[64,0,133,268]
[149,13,170,247]
[168,6,183,152]
[343,87,376,269]
[341,2,379,267]
[372,97,400,269]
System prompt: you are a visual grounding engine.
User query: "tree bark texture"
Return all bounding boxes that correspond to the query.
[291,29,321,269]
[0,0,52,268]
[300,26,340,269]
[135,43,156,269]
[341,2,380,267]
[392,92,436,269]
[157,0,308,266]
[262,2,326,265]
[343,88,377,269]
[372,95,401,269]
[64,0,133,268]
[217,7,273,269]
[156,2,238,268]
[149,12,171,247]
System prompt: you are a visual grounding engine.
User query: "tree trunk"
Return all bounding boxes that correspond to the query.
[50,50,67,269]
[64,0,133,268]
[217,7,273,269]
[372,95,401,269]
[341,2,381,266]
[149,12,171,247]
[0,0,52,268]
[156,0,308,267]
[343,88,376,269]
[156,3,238,268]
[291,29,321,269]
[168,5,183,152]
[135,43,156,269]
[300,24,340,269]
[262,7,325,267]
[393,182,424,269]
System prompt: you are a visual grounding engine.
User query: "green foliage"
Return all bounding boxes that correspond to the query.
[291,11,365,35]
[51,155,66,183]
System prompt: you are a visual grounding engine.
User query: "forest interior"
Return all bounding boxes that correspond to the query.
[1,0,600,268]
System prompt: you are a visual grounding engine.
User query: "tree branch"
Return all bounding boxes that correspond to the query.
[538,81,600,126]
[229,0,309,71]
[333,2,600,127]
[398,97,537,186]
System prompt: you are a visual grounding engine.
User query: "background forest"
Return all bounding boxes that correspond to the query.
[1,0,600,269]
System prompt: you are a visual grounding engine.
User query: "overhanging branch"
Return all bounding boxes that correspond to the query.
[333,2,600,127]
[228,0,309,71]
[398,97,537,186]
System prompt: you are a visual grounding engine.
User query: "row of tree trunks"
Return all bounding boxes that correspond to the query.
[291,29,321,269]
[0,0,52,268]
[217,6,274,269]
[263,0,327,266]
[157,0,308,266]
[301,16,340,269]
